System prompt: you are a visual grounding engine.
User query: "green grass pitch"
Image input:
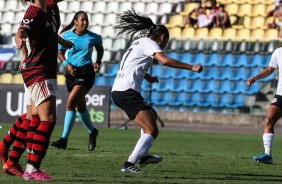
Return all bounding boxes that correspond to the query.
[1,123,282,184]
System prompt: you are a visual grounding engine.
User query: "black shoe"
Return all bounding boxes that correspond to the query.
[51,138,68,149]
[138,155,163,165]
[88,128,99,151]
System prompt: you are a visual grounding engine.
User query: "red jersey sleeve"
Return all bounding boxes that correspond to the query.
[19,6,40,37]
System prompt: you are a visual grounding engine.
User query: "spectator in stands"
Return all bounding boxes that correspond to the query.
[267,0,280,18]
[270,0,282,37]
[215,4,231,29]
[112,9,203,173]
[184,4,216,29]
[51,11,104,151]
[209,0,218,15]
[197,6,217,29]
[183,2,202,27]
[248,47,282,164]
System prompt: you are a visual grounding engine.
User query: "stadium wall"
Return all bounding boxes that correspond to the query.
[110,109,266,127]
[0,84,111,127]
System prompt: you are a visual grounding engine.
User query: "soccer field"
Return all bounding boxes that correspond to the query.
[1,123,282,184]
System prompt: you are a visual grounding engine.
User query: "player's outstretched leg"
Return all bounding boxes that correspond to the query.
[0,141,8,165]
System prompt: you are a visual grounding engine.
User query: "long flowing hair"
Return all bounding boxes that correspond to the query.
[115,9,169,40]
[60,11,87,34]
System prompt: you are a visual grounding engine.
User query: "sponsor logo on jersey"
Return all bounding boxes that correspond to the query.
[272,98,277,103]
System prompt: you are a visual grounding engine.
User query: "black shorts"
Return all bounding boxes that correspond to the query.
[270,95,282,109]
[65,64,95,92]
[111,89,151,120]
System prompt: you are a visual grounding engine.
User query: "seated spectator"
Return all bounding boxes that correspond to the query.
[184,4,216,28]
[183,2,202,28]
[270,0,282,37]
[197,7,216,29]
[267,0,279,18]
[209,0,218,15]
[216,4,231,29]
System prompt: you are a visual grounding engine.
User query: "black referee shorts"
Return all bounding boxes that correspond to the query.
[65,64,95,92]
[111,89,152,120]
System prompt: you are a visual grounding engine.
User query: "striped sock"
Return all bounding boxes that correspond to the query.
[2,114,27,149]
[27,115,40,162]
[29,121,56,169]
[8,118,31,164]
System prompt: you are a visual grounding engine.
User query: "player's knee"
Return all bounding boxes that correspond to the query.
[66,102,76,110]
[150,127,159,138]
[265,117,275,129]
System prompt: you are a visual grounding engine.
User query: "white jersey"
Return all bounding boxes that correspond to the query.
[111,37,162,93]
[269,47,282,95]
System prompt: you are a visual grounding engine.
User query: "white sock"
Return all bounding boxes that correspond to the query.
[263,133,274,156]
[140,129,144,137]
[140,129,149,156]
[127,134,154,164]
[26,163,38,173]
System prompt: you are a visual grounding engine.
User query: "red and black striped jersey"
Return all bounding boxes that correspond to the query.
[19,1,60,87]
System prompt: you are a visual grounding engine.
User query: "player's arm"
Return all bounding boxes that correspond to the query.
[58,49,66,63]
[59,49,76,76]
[93,44,104,72]
[58,35,73,49]
[247,66,275,86]
[144,73,159,83]
[15,29,28,49]
[153,52,203,73]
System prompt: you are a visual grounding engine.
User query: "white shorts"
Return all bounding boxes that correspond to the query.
[24,84,32,106]
[26,79,58,107]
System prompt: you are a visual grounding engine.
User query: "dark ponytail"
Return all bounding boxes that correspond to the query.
[60,11,86,34]
[115,9,169,40]
[20,0,35,6]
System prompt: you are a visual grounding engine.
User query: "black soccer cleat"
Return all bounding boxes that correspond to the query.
[121,161,141,173]
[138,155,163,165]
[51,138,68,149]
[88,128,99,151]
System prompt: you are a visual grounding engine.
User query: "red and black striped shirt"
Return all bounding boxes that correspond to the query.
[19,0,60,87]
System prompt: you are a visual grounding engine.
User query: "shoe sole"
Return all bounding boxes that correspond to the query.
[50,144,66,149]
[121,169,141,173]
[255,160,273,164]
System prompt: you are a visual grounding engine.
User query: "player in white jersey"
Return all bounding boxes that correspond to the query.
[112,9,203,173]
[247,47,282,164]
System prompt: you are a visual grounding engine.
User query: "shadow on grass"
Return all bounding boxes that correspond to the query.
[160,173,282,183]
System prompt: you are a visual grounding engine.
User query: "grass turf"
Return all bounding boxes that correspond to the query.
[1,123,282,184]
